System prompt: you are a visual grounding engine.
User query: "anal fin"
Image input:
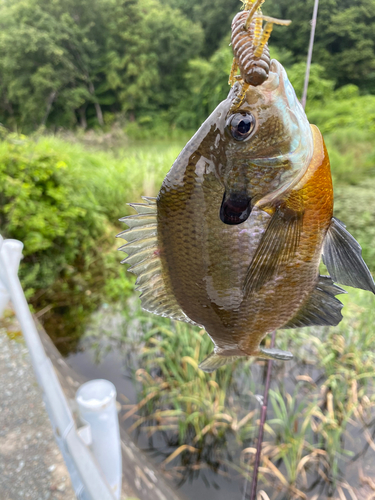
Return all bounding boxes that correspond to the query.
[322,217,375,293]
[283,275,346,329]
[259,347,293,360]
[199,352,242,373]
[199,347,293,372]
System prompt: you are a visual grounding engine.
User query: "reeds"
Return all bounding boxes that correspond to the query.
[121,314,260,484]
[120,288,375,498]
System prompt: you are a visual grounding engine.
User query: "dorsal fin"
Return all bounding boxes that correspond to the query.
[283,275,346,329]
[117,198,197,325]
[322,217,375,293]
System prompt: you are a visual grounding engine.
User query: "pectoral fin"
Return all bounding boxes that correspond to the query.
[322,218,375,293]
[243,200,303,294]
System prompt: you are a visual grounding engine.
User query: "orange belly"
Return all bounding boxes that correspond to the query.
[238,125,334,354]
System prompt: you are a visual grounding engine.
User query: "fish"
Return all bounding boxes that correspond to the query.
[118,0,375,373]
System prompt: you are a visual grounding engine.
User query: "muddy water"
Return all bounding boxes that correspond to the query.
[55,303,375,500]
[67,348,245,500]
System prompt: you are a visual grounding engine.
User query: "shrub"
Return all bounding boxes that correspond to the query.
[0,132,109,297]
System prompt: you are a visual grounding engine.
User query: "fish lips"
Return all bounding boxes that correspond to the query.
[220,192,252,225]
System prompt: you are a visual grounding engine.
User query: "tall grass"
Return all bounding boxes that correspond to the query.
[117,289,375,498]
[117,308,259,484]
[3,124,375,496]
[21,133,188,223]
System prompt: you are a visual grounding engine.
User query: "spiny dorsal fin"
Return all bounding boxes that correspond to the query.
[283,275,346,329]
[243,200,303,295]
[322,217,375,293]
[117,198,196,325]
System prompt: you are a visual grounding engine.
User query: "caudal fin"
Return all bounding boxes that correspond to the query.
[322,217,375,293]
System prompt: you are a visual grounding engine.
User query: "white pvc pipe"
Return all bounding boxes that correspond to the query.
[0,284,10,318]
[76,380,122,499]
[0,237,117,500]
[0,236,8,318]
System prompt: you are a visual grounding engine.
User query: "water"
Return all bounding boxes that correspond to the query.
[67,343,246,500]
[50,300,375,500]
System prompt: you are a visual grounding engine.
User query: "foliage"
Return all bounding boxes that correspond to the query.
[286,62,335,103]
[172,43,233,129]
[333,181,375,269]
[161,0,238,57]
[307,89,375,134]
[324,128,375,184]
[265,0,375,93]
[121,310,259,481]
[0,0,203,131]
[0,132,106,294]
[0,0,109,129]
[2,0,375,131]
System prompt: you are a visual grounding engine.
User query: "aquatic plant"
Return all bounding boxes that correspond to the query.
[121,314,262,483]
[121,288,375,498]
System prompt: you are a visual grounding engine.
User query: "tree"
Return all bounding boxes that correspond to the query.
[161,0,239,57]
[0,0,203,130]
[0,0,109,129]
[101,0,204,116]
[264,0,375,92]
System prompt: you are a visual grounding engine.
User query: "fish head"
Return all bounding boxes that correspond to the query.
[219,59,313,224]
[159,60,313,226]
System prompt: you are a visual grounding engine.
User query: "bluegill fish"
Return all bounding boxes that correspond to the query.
[118,1,375,372]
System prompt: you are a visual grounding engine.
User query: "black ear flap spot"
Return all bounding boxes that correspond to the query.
[220,191,252,225]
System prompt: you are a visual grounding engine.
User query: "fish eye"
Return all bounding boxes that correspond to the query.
[227,113,255,141]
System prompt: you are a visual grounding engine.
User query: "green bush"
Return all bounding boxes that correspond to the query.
[0,129,188,340]
[308,91,375,134]
[0,132,109,297]
[0,130,141,351]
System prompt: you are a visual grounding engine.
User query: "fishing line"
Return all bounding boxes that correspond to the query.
[302,0,320,109]
[242,330,276,500]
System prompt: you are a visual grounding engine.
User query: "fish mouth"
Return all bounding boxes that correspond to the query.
[220,191,252,225]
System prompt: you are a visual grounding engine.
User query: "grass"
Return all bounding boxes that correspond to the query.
[18,132,188,223]
[4,124,375,497]
[56,124,375,498]
[118,310,258,483]
[116,287,375,498]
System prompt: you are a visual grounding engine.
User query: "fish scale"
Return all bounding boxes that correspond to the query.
[119,8,375,371]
